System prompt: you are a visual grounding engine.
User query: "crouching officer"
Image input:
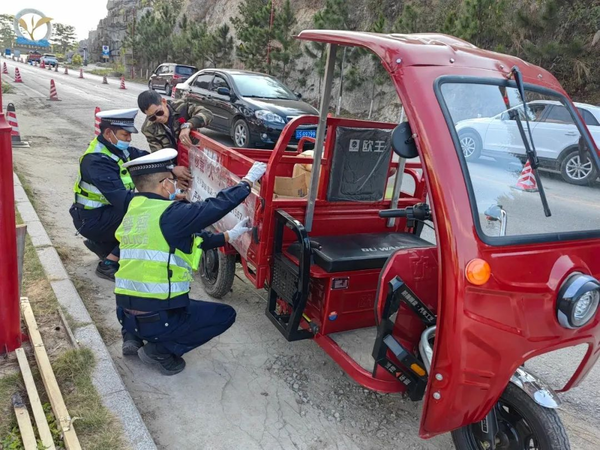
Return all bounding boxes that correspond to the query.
[70,108,191,280]
[115,148,267,375]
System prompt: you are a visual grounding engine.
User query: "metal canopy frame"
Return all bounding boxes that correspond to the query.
[305,43,337,232]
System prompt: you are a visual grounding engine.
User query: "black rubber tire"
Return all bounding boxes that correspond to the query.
[459,130,483,161]
[451,383,570,450]
[559,149,598,186]
[232,118,251,148]
[199,248,236,299]
[165,83,172,97]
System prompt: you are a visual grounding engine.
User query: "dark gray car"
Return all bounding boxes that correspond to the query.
[148,63,197,97]
[176,69,318,148]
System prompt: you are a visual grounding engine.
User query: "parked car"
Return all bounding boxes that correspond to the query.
[26,51,42,64]
[40,54,58,67]
[148,63,197,97]
[456,99,600,185]
[175,69,318,148]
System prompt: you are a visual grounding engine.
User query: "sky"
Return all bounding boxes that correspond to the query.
[2,1,108,40]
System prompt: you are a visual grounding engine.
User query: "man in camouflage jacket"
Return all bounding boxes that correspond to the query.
[138,90,213,152]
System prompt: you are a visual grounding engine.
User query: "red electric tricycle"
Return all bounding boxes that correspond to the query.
[183,31,600,449]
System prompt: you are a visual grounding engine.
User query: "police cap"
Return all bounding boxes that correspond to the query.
[97,108,139,133]
[123,148,178,175]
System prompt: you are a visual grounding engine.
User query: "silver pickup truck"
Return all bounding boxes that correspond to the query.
[40,54,58,67]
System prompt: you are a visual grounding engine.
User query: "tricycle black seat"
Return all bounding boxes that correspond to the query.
[288,232,432,273]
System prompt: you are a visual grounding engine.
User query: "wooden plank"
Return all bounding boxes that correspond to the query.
[16,347,57,450]
[57,307,79,349]
[12,393,38,450]
[21,298,82,450]
[16,224,27,297]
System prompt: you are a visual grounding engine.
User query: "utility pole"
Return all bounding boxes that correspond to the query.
[266,0,275,73]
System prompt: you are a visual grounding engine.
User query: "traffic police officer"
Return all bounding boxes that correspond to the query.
[115,148,267,375]
[70,108,190,280]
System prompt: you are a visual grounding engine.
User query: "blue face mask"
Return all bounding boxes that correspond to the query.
[164,178,180,200]
[111,131,130,151]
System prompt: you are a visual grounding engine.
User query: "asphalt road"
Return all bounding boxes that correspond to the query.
[4,58,600,450]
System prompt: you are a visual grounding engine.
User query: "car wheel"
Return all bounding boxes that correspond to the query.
[232,119,251,148]
[459,130,482,161]
[560,149,598,185]
[165,83,172,96]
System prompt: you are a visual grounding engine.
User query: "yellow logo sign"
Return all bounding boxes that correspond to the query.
[14,9,53,43]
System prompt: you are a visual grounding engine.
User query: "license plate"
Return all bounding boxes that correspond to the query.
[295,129,316,140]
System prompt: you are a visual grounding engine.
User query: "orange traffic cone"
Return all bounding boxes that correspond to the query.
[119,76,126,90]
[513,161,538,192]
[40,60,45,69]
[64,66,69,75]
[79,68,84,79]
[171,86,176,98]
[47,63,52,70]
[94,107,101,136]
[54,64,58,72]
[2,62,7,74]
[48,79,60,101]
[6,103,30,147]
[14,68,22,83]
[102,75,108,85]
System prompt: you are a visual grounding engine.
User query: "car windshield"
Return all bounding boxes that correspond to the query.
[176,66,195,75]
[44,54,56,58]
[231,74,296,100]
[439,80,600,241]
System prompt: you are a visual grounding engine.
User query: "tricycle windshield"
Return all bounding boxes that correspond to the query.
[438,78,600,243]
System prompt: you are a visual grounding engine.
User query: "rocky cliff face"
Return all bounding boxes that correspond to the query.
[88,0,138,62]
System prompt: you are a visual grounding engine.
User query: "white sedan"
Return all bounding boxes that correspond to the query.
[456,100,599,185]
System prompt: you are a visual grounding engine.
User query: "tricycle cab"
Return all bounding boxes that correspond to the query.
[186,30,600,443]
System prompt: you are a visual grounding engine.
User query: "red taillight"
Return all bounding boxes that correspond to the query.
[173,74,181,80]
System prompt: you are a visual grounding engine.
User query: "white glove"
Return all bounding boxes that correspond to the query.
[227,217,251,242]
[243,162,267,184]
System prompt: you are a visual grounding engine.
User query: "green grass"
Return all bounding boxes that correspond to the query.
[1,81,14,94]
[0,210,127,449]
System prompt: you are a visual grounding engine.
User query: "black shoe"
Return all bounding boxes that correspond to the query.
[83,239,110,259]
[95,259,119,281]
[122,337,144,356]
[138,344,186,376]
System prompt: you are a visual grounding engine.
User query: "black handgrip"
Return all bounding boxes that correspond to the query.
[379,209,408,218]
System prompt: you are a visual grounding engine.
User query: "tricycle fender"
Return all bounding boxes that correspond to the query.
[509,367,561,409]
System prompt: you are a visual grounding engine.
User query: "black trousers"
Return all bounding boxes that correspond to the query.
[70,204,123,257]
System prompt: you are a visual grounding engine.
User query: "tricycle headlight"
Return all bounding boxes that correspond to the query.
[557,274,600,329]
[255,110,284,124]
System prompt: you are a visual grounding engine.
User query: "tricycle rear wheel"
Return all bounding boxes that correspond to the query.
[451,383,569,450]
[199,248,236,299]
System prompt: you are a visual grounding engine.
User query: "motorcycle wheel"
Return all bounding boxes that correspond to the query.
[451,383,569,450]
[199,248,236,299]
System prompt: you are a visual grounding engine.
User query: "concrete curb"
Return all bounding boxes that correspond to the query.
[13,172,157,450]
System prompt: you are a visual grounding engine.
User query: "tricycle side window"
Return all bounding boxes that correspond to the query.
[436,78,600,243]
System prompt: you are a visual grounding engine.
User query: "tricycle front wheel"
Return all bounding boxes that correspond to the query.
[451,383,569,450]
[199,248,236,299]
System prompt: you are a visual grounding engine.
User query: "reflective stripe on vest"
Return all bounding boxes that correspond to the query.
[115,278,190,296]
[114,196,203,301]
[73,138,134,209]
[120,248,191,270]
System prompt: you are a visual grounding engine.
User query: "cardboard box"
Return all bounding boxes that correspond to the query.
[274,174,308,198]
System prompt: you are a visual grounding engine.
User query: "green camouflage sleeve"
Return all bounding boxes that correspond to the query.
[186,102,213,129]
[141,120,163,153]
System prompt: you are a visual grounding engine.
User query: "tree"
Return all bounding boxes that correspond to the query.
[0,14,15,49]
[368,13,391,118]
[271,0,302,82]
[52,23,77,54]
[231,0,273,73]
[205,24,234,68]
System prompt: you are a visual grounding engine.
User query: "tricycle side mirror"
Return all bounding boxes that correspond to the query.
[484,204,508,236]
[391,122,418,159]
[217,87,231,96]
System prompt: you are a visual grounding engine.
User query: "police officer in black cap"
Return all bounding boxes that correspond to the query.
[70,108,191,280]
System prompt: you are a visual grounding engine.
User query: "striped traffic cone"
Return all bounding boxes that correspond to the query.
[40,60,45,69]
[119,76,126,90]
[64,66,69,75]
[6,103,30,148]
[47,63,52,70]
[14,68,22,83]
[54,64,58,72]
[48,79,61,101]
[2,62,7,74]
[171,86,176,98]
[102,75,108,84]
[94,107,101,136]
[79,68,84,79]
[513,161,538,192]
